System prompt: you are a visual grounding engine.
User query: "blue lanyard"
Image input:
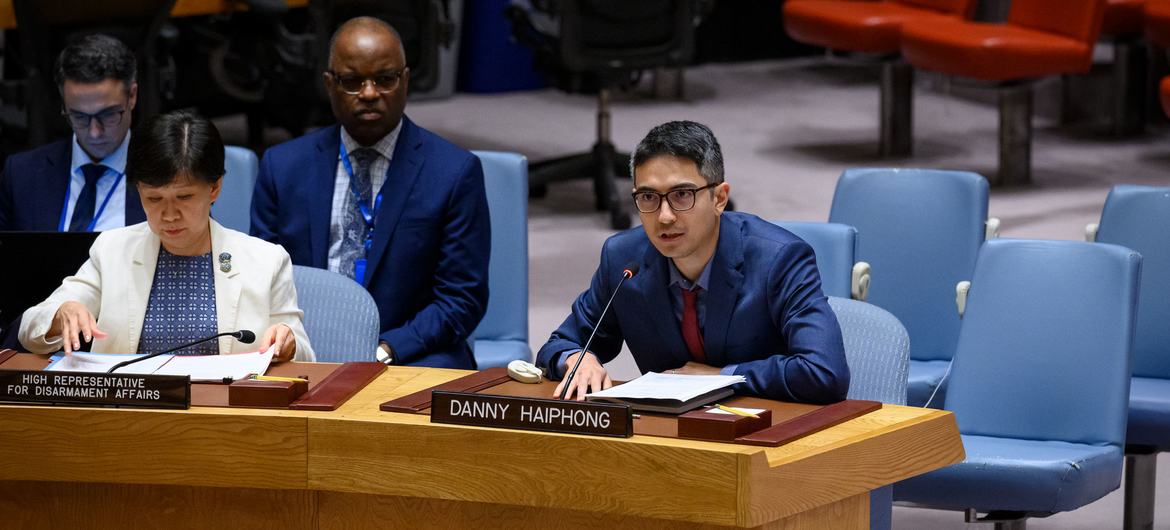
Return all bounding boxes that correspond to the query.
[56,169,123,232]
[339,142,385,285]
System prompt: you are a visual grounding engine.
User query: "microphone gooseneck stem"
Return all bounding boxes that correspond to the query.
[106,331,236,374]
[558,270,633,400]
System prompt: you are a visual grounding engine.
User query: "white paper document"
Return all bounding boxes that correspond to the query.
[46,347,276,382]
[153,347,276,382]
[47,353,174,375]
[586,372,746,401]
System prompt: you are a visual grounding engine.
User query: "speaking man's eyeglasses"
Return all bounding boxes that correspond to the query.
[631,183,718,213]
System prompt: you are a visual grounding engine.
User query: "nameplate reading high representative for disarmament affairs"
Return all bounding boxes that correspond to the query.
[0,370,190,409]
[430,391,633,438]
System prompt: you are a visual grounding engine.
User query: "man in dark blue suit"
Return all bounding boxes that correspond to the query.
[251,17,489,369]
[538,121,849,403]
[0,34,146,231]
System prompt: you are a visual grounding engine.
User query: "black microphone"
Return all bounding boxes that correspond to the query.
[107,330,256,374]
[558,262,640,400]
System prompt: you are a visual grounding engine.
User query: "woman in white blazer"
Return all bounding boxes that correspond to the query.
[20,111,314,362]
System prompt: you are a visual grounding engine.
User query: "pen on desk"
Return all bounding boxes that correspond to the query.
[714,404,760,419]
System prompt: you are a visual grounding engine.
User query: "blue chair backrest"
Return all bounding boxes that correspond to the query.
[211,146,259,233]
[1096,185,1170,380]
[470,151,530,354]
[828,168,987,364]
[773,221,857,299]
[828,297,909,404]
[947,239,1140,446]
[292,265,381,363]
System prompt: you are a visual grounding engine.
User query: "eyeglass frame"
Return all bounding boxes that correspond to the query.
[61,105,127,131]
[630,182,720,213]
[325,69,408,95]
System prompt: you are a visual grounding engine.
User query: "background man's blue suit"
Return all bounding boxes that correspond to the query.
[537,212,850,403]
[251,117,490,369]
[0,139,146,230]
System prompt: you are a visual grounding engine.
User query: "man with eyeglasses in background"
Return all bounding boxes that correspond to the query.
[251,16,490,369]
[538,121,849,404]
[0,34,146,231]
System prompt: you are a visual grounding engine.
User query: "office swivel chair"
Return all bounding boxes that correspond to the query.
[1087,185,1170,530]
[293,265,381,362]
[9,0,177,146]
[508,0,698,230]
[894,239,1141,530]
[828,168,991,407]
[470,151,532,368]
[772,221,869,301]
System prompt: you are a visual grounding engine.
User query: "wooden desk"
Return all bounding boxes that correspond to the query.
[0,366,964,529]
[0,0,309,30]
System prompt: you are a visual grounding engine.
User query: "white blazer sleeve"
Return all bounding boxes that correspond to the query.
[19,243,105,354]
[270,250,315,362]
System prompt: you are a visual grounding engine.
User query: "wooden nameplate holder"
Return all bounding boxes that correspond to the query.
[0,350,384,411]
[380,368,882,447]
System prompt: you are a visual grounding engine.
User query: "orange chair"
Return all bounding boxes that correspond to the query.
[1145,0,1170,117]
[783,0,977,156]
[900,0,1107,185]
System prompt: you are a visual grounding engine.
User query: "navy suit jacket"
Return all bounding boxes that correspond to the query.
[537,212,850,404]
[250,118,490,369]
[0,139,146,231]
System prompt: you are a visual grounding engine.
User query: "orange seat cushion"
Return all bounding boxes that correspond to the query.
[901,18,1094,81]
[1101,0,1147,35]
[784,1,960,53]
[1161,76,1170,117]
[1145,0,1170,46]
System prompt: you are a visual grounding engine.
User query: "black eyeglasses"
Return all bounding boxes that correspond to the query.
[63,107,126,130]
[631,183,719,213]
[326,69,407,95]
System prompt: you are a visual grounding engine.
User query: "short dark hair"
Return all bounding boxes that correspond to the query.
[127,111,225,187]
[54,34,137,93]
[630,121,725,185]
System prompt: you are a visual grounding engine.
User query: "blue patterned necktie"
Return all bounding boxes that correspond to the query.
[69,163,107,232]
[339,148,379,280]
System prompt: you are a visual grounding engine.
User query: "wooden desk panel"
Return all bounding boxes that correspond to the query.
[0,406,309,489]
[0,0,309,31]
[0,365,964,529]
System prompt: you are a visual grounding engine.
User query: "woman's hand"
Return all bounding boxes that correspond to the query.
[260,323,296,362]
[47,301,107,355]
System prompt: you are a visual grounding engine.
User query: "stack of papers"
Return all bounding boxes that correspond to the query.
[46,347,277,382]
[586,372,746,414]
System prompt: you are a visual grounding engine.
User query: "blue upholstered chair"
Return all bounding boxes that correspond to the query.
[211,146,259,233]
[1088,185,1170,530]
[773,221,868,301]
[292,265,381,363]
[828,168,989,407]
[894,239,1142,530]
[828,297,910,530]
[470,151,532,368]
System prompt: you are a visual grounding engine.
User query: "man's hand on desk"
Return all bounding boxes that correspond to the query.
[663,362,721,376]
[553,351,612,402]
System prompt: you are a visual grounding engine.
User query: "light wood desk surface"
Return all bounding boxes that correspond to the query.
[0,365,964,529]
[0,0,310,31]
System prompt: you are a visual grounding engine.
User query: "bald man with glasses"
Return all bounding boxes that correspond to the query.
[537,120,850,404]
[251,16,490,369]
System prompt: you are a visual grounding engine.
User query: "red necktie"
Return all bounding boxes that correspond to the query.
[680,287,706,363]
